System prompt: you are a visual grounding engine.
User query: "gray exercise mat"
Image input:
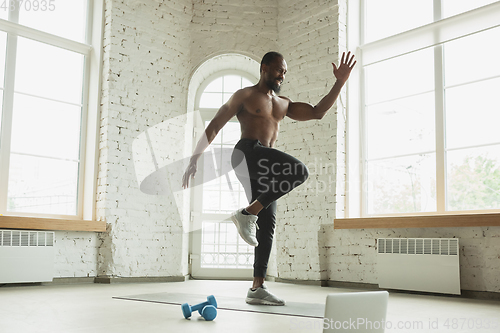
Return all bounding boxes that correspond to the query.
[113,292,325,318]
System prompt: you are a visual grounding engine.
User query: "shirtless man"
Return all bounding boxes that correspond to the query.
[182,51,356,305]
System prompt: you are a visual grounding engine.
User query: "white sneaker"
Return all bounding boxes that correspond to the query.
[230,209,259,247]
[246,284,285,306]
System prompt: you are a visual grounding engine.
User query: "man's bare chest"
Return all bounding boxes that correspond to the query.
[241,97,287,120]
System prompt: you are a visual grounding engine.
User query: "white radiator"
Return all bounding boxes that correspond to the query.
[377,238,460,295]
[0,229,55,283]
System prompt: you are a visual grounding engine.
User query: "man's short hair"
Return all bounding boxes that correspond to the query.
[260,51,283,70]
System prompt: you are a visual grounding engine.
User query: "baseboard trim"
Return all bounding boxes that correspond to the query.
[274,277,323,286]
[275,278,500,301]
[458,289,500,301]
[94,275,187,284]
[321,280,380,290]
[189,276,253,281]
[48,277,96,285]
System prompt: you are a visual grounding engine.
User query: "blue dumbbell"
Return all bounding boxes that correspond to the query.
[181,295,217,321]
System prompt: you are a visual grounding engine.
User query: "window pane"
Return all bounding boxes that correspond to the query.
[442,0,499,19]
[18,0,87,43]
[219,189,240,211]
[223,93,232,104]
[205,120,222,144]
[445,78,500,149]
[367,154,436,215]
[202,191,220,212]
[447,145,500,211]
[0,91,3,133]
[366,92,435,160]
[0,7,7,20]
[223,75,241,93]
[444,27,500,87]
[201,220,253,269]
[364,48,434,105]
[242,78,253,88]
[0,32,4,136]
[203,157,221,191]
[199,92,223,108]
[204,77,223,92]
[15,38,84,105]
[365,0,433,43]
[0,31,6,89]
[222,122,241,144]
[202,122,244,214]
[8,154,78,215]
[202,179,220,192]
[10,94,81,160]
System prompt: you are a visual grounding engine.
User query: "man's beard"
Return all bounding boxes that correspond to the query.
[266,78,282,94]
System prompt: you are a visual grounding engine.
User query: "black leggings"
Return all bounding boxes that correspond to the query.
[231,138,309,277]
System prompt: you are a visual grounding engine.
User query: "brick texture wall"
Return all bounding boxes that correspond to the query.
[54,231,98,278]
[190,0,278,69]
[96,0,192,278]
[320,226,500,293]
[275,0,344,281]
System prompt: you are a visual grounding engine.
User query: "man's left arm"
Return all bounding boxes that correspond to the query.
[285,51,356,121]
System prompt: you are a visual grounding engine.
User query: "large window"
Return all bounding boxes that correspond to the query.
[191,72,257,276]
[353,0,500,216]
[199,74,253,269]
[0,1,95,218]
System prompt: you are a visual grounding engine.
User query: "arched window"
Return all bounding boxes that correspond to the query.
[191,70,259,278]
[199,74,253,109]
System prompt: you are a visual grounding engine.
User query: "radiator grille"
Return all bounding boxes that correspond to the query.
[0,230,54,247]
[377,237,461,294]
[378,238,458,255]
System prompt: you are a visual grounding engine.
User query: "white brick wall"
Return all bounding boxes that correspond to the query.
[275,0,343,281]
[54,232,98,278]
[320,227,500,292]
[190,0,278,64]
[96,0,192,278]
[190,0,278,69]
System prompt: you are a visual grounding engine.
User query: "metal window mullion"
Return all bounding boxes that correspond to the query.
[365,89,435,108]
[444,74,500,90]
[77,56,89,218]
[447,141,500,152]
[360,2,500,66]
[359,63,368,216]
[359,0,369,217]
[12,90,83,108]
[359,0,366,45]
[10,151,80,163]
[434,0,447,213]
[0,31,19,213]
[0,18,92,55]
[0,5,20,212]
[216,222,221,267]
[367,149,437,163]
[77,0,94,218]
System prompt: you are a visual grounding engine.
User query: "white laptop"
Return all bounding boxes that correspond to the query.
[323,291,389,333]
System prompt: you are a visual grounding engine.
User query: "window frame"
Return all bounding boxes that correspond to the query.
[190,70,258,278]
[195,69,257,119]
[0,0,104,226]
[347,0,500,218]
